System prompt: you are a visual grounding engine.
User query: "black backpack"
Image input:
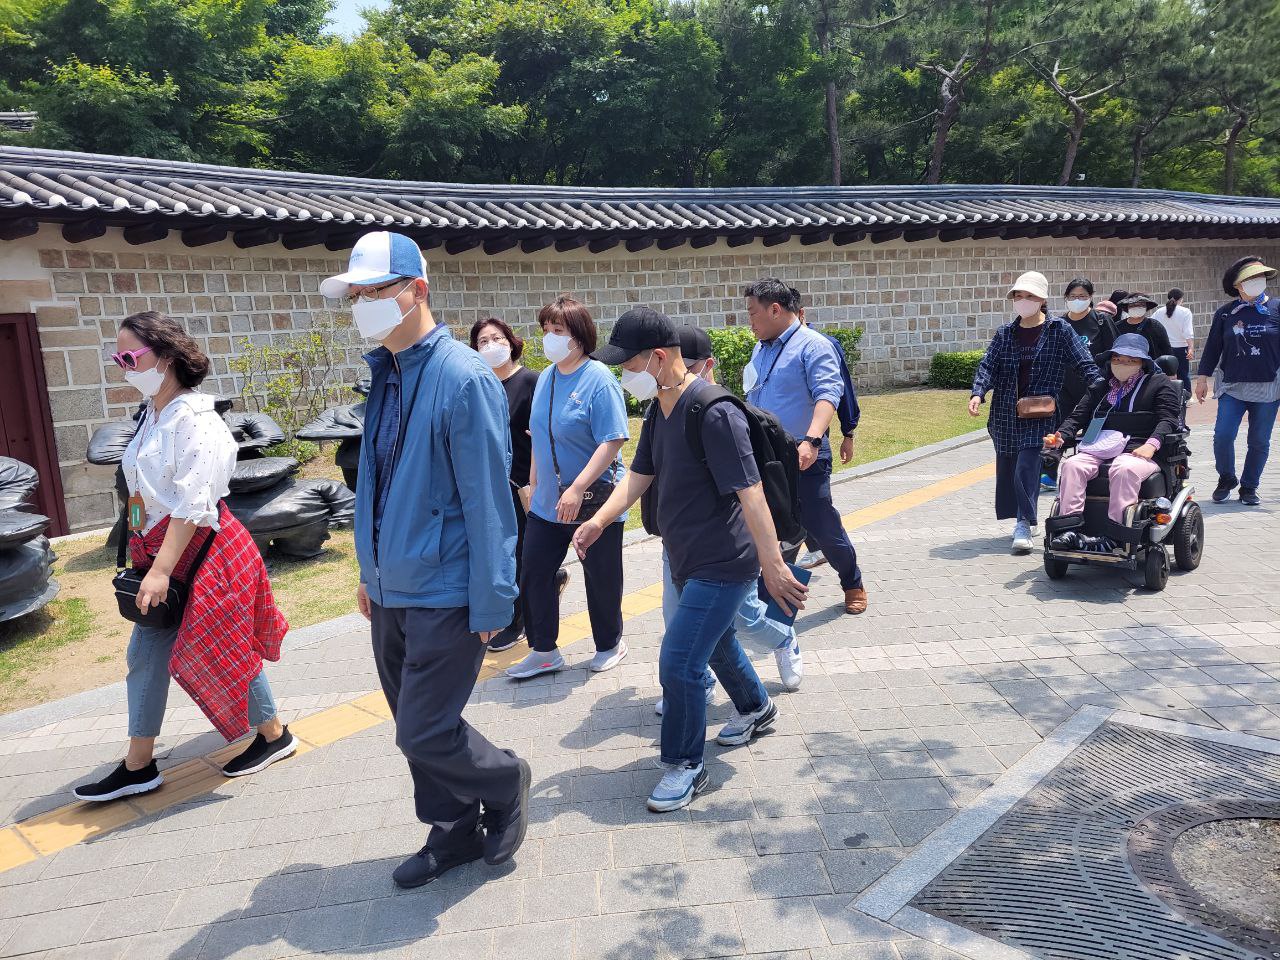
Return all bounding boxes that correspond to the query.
[640,385,804,543]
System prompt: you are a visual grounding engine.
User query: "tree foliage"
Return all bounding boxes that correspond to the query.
[2,0,1278,195]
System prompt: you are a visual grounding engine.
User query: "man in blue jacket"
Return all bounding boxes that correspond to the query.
[322,232,528,889]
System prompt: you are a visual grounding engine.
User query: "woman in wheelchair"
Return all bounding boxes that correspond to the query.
[1044,333,1183,554]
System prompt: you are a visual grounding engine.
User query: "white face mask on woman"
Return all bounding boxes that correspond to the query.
[1066,298,1091,313]
[1126,306,1147,319]
[542,332,575,364]
[1012,299,1041,319]
[478,343,510,368]
[1241,277,1268,301]
[125,362,168,399]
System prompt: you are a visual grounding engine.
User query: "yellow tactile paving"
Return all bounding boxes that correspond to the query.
[0,455,994,873]
[15,798,139,856]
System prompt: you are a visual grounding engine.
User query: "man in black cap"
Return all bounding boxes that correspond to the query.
[573,308,809,813]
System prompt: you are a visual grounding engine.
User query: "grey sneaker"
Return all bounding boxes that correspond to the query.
[647,763,708,812]
[589,641,628,673]
[506,649,564,679]
[716,698,778,746]
[1011,521,1033,553]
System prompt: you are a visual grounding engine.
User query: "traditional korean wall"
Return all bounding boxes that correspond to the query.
[2,222,1278,531]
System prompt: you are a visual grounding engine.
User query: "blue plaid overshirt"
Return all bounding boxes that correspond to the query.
[972,316,1102,454]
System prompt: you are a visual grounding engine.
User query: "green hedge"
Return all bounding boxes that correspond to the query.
[928,350,985,389]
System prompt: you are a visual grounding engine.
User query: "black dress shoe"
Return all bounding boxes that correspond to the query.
[1213,475,1238,503]
[392,835,484,889]
[1240,487,1262,506]
[482,755,531,865]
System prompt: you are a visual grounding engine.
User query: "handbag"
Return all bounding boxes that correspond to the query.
[547,369,618,524]
[1016,395,1056,419]
[1078,429,1130,460]
[112,510,218,628]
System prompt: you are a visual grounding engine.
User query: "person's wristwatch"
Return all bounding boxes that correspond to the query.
[800,436,823,448]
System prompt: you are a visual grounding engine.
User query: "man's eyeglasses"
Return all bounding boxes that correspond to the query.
[349,279,410,305]
[110,347,153,370]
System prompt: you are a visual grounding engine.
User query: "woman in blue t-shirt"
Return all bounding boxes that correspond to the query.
[1195,257,1280,506]
[507,296,631,679]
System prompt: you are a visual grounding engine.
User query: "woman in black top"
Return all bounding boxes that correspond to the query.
[470,317,564,651]
[1043,277,1114,487]
[1092,293,1173,361]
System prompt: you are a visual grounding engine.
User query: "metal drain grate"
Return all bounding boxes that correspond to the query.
[910,721,1280,960]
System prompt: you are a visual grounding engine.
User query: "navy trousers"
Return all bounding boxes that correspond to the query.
[994,446,1042,525]
[796,456,862,591]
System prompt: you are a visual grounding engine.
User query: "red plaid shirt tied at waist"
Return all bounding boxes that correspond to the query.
[129,502,287,741]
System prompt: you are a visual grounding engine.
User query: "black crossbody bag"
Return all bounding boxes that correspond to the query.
[113,516,218,629]
[547,369,619,524]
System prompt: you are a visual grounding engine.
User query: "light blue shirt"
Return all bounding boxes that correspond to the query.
[530,359,630,523]
[746,320,843,454]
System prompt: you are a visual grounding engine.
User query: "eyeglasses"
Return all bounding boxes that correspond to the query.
[349,279,410,305]
[110,347,153,370]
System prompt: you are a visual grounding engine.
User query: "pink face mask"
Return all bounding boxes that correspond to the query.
[1012,299,1041,319]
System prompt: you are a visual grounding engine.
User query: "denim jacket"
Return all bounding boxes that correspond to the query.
[355,325,518,633]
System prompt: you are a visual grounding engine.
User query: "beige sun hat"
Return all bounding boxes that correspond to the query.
[1235,261,1277,286]
[1007,271,1049,300]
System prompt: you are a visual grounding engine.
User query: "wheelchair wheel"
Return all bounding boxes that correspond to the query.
[1143,546,1170,591]
[1044,554,1069,579]
[1173,502,1204,571]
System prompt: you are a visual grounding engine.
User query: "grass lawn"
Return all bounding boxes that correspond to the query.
[0,387,985,714]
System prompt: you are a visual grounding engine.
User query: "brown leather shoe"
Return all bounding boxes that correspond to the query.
[843,587,868,615]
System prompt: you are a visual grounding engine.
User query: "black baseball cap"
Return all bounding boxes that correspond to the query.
[592,307,679,364]
[678,325,713,362]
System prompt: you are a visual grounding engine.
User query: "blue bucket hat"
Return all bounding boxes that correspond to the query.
[1098,332,1154,370]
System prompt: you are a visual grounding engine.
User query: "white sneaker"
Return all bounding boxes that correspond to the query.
[655,673,717,715]
[797,549,827,570]
[773,635,803,691]
[647,763,708,812]
[716,698,778,746]
[1011,521,1033,554]
[589,641,628,672]
[506,649,564,679]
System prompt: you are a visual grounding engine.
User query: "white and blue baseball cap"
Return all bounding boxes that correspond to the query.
[320,231,428,300]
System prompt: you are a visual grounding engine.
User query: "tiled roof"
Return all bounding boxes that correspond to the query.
[2,146,1279,253]
[0,113,37,133]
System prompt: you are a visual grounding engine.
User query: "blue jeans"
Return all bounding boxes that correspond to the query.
[661,550,793,655]
[659,578,768,767]
[1213,393,1280,491]
[126,622,277,739]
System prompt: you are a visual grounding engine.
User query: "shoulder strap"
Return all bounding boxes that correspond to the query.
[116,514,219,579]
[546,369,562,485]
[684,385,741,465]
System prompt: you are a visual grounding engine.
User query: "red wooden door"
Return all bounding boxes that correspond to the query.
[0,314,69,536]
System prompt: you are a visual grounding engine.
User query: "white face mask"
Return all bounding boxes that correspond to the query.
[1066,298,1091,313]
[620,353,660,402]
[352,283,412,341]
[1241,277,1268,300]
[1012,299,1041,319]
[542,332,574,364]
[479,343,510,368]
[1126,306,1147,319]
[741,358,759,393]
[690,359,713,382]
[125,363,167,399]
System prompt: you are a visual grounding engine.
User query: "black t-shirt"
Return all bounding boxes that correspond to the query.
[1014,322,1045,397]
[632,379,761,584]
[501,366,538,487]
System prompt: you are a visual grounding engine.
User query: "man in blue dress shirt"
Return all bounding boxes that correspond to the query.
[743,279,868,615]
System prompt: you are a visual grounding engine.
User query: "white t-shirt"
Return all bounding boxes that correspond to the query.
[122,392,237,533]
[1154,304,1194,348]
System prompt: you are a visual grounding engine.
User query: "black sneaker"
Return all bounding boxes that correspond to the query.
[73,760,163,802]
[392,834,484,889]
[555,568,570,597]
[221,727,297,777]
[1050,531,1081,551]
[1213,475,1238,503]
[1240,487,1262,506]
[482,754,531,865]
[488,624,525,653]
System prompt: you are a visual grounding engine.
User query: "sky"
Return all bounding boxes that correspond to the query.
[326,0,390,37]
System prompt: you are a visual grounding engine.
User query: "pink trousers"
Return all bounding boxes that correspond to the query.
[1058,452,1161,524]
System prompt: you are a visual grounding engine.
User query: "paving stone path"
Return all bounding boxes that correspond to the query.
[1,401,1277,960]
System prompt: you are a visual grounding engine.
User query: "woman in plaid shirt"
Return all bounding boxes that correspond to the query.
[968,272,1102,553]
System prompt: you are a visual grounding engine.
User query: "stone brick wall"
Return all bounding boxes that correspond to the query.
[2,223,1277,532]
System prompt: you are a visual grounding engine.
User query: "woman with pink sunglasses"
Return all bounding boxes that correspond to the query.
[74,312,295,803]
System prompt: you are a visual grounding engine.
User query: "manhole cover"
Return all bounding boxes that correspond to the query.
[910,721,1280,960]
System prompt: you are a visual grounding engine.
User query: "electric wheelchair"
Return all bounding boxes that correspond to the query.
[1042,357,1204,591]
